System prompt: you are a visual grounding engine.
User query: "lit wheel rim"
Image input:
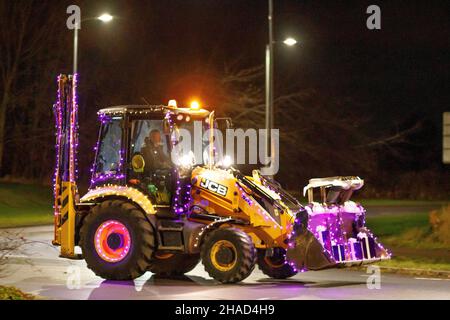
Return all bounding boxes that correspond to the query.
[210,240,237,272]
[94,220,131,263]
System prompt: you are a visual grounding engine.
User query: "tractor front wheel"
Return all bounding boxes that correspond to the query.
[201,228,256,284]
[257,248,298,279]
[80,200,155,280]
[148,252,200,276]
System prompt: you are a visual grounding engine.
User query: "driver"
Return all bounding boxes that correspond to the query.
[141,129,171,171]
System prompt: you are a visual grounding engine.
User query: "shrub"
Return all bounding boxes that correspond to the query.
[429,205,450,245]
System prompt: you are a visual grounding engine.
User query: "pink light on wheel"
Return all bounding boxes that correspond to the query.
[94,220,131,263]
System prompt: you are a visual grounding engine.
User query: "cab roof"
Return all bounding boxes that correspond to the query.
[97,104,210,117]
[97,105,165,115]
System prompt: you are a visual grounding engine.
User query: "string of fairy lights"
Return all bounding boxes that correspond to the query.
[52,75,63,215]
[69,73,79,183]
[53,74,79,215]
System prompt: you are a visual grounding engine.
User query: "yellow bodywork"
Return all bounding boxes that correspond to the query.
[56,167,296,255]
[190,167,296,249]
[80,185,156,214]
[55,185,156,257]
[53,181,77,258]
[210,240,238,271]
[54,102,296,257]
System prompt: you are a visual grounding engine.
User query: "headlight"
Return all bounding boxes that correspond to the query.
[179,151,195,168]
[222,155,232,168]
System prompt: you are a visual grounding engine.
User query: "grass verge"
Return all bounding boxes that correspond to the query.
[366,209,450,276]
[376,256,450,272]
[0,285,34,300]
[356,199,448,207]
[0,182,53,228]
[366,211,449,250]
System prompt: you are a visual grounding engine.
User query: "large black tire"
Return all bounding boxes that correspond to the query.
[148,253,200,276]
[257,248,298,279]
[201,228,256,284]
[79,200,154,280]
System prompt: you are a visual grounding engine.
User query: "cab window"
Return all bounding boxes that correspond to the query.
[93,117,123,181]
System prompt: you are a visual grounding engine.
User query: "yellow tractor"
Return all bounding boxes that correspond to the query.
[52,74,390,283]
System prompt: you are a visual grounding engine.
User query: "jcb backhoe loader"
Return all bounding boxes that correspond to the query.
[52,74,390,283]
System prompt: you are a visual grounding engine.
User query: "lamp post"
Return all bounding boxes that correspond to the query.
[265,0,274,160]
[265,0,297,171]
[73,13,113,75]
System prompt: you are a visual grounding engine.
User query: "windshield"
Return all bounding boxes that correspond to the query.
[130,119,169,157]
[92,116,123,184]
[171,115,209,165]
[130,119,171,172]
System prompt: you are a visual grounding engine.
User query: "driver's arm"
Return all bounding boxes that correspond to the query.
[140,146,153,172]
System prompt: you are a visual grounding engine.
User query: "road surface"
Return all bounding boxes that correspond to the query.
[0,225,449,300]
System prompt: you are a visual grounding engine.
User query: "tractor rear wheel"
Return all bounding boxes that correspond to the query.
[148,252,200,276]
[80,200,154,280]
[257,248,298,279]
[201,228,256,284]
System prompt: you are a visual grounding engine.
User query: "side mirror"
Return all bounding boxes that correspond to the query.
[131,154,145,173]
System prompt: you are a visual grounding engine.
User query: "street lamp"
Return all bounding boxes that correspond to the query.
[73,13,114,75]
[97,13,113,23]
[283,37,297,46]
[265,0,297,171]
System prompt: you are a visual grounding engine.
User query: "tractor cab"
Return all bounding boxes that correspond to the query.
[90,103,210,214]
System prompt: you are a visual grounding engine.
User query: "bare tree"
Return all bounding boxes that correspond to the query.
[0,1,64,174]
[211,61,429,191]
[0,1,68,181]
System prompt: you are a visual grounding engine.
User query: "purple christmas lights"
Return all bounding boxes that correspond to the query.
[52,75,63,215]
[52,74,79,214]
[285,201,392,270]
[89,113,125,187]
[166,111,193,215]
[69,73,79,183]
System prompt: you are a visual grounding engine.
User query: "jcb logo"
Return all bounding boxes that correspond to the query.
[200,179,228,196]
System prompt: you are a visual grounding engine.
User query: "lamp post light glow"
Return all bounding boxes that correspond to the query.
[283,37,297,46]
[73,13,114,74]
[98,13,113,23]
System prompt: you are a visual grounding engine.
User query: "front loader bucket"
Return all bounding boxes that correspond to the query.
[287,202,391,271]
[286,229,337,270]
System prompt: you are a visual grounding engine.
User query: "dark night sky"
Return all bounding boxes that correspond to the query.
[77,0,449,115]
[75,0,450,95]
[71,0,449,167]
